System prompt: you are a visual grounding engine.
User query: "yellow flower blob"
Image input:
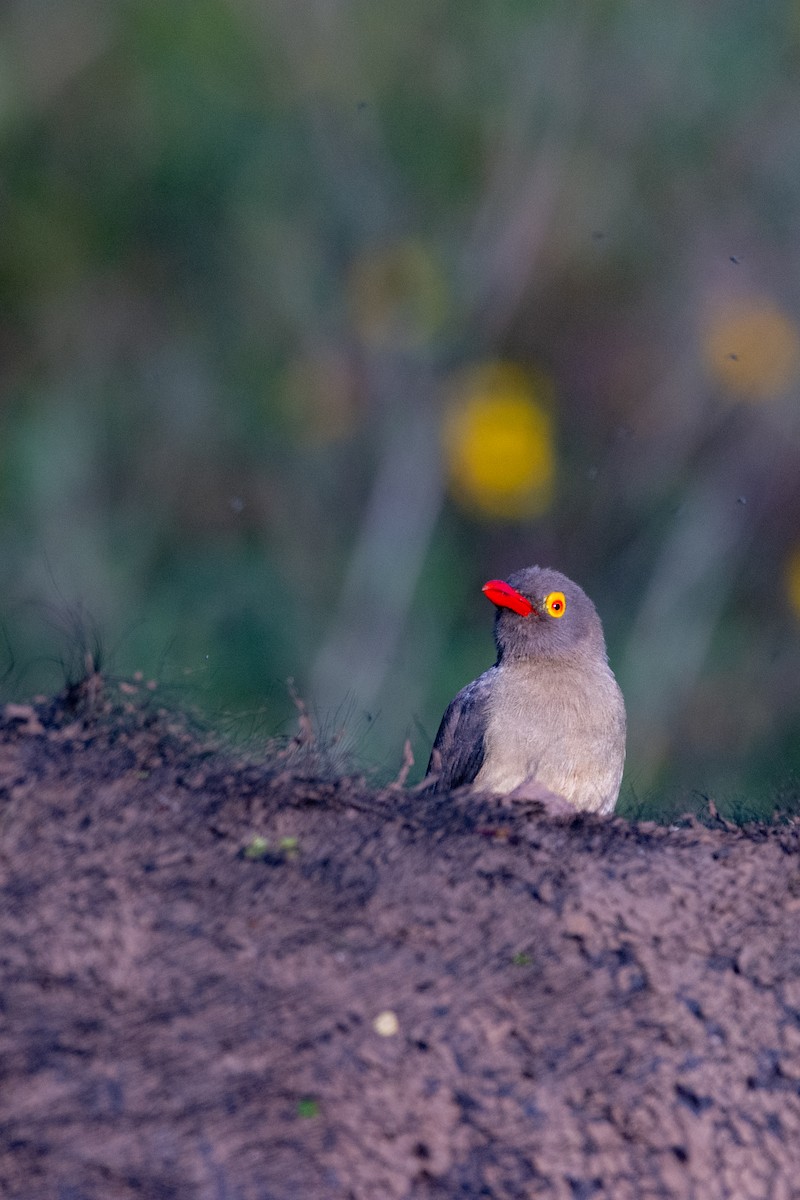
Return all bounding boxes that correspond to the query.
[348,239,448,348]
[705,297,800,401]
[443,362,555,520]
[786,546,800,619]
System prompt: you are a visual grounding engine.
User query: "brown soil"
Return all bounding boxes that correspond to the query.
[2,677,800,1199]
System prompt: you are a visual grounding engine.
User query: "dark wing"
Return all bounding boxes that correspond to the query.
[425,670,494,794]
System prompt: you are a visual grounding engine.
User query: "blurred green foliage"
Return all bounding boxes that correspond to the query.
[2,0,800,817]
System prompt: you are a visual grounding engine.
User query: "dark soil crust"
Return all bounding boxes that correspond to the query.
[2,677,800,1199]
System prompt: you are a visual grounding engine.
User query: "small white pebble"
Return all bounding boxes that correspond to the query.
[373,1010,399,1037]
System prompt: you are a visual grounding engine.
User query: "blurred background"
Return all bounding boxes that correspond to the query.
[1,0,799,816]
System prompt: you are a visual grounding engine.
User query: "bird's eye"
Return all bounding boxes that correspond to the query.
[544,591,566,618]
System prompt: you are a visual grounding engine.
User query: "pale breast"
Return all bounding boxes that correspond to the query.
[473,657,626,813]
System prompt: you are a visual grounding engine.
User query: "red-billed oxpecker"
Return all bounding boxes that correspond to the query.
[426,566,626,814]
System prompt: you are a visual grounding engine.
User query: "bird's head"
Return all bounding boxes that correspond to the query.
[482,566,607,663]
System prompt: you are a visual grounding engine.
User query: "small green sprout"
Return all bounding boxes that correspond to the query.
[244,836,270,860]
[296,1098,319,1118]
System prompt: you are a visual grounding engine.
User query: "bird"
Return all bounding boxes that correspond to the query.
[425,566,626,814]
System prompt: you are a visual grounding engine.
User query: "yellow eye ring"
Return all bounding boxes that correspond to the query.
[544,591,566,618]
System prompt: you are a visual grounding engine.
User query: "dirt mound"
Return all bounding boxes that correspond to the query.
[1,680,800,1199]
